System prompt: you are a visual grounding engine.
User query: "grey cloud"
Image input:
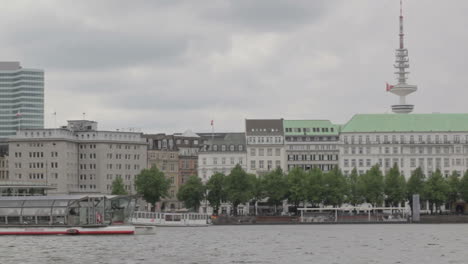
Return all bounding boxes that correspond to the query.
[1,0,467,133]
[202,0,337,32]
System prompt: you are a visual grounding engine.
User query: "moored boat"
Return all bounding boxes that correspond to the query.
[132,211,211,227]
[0,195,146,235]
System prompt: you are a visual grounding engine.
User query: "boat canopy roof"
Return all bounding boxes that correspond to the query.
[0,195,120,202]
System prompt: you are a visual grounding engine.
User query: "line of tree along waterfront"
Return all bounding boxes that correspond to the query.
[111,165,468,215]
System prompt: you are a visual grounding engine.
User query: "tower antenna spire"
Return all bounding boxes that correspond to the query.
[387,0,418,114]
[399,0,404,49]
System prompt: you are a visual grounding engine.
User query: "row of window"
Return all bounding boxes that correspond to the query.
[287,154,338,161]
[105,153,141,160]
[204,144,244,152]
[249,148,281,157]
[80,184,97,190]
[105,174,136,181]
[285,127,335,133]
[343,134,468,144]
[201,157,244,166]
[287,144,338,151]
[249,128,280,132]
[344,157,468,169]
[250,160,281,170]
[148,152,177,160]
[285,136,339,142]
[105,164,141,170]
[343,146,462,155]
[247,136,283,144]
[80,174,96,180]
[287,164,335,171]
[20,131,141,142]
[153,138,199,148]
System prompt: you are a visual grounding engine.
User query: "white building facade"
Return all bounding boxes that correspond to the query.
[7,120,147,195]
[339,114,468,178]
[198,133,247,183]
[245,119,286,176]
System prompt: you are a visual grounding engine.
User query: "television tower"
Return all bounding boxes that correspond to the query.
[387,0,417,114]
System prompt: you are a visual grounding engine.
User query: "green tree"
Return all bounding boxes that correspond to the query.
[249,173,264,216]
[111,177,128,195]
[359,165,384,206]
[423,169,449,213]
[225,164,253,216]
[384,164,406,207]
[447,171,461,211]
[263,168,289,214]
[304,168,324,207]
[286,167,307,211]
[347,168,363,206]
[177,176,206,212]
[406,167,425,210]
[322,167,347,207]
[135,166,171,212]
[206,173,227,215]
[460,170,468,203]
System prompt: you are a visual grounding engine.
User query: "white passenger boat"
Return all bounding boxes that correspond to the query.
[0,195,152,235]
[132,211,211,227]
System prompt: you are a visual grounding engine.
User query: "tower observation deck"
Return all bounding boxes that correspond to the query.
[388,0,417,114]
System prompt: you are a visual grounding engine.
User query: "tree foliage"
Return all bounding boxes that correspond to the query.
[304,168,324,206]
[262,168,288,211]
[111,177,128,195]
[134,166,170,211]
[249,173,265,216]
[347,168,363,206]
[225,164,253,216]
[177,175,206,211]
[359,165,384,206]
[286,167,307,209]
[384,164,406,206]
[423,169,449,213]
[447,171,461,209]
[460,170,468,203]
[321,167,347,207]
[206,173,227,215]
[406,167,425,208]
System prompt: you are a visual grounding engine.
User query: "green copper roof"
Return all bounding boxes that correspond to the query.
[342,114,468,133]
[283,120,340,136]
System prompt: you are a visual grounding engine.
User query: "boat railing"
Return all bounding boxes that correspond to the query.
[133,211,210,221]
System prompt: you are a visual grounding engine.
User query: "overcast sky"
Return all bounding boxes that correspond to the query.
[2,0,467,133]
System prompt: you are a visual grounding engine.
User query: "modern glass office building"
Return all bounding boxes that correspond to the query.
[0,62,44,138]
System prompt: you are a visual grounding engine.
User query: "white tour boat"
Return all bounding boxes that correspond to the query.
[132,211,211,227]
[0,195,153,235]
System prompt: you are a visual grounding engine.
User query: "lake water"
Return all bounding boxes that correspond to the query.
[1,224,467,264]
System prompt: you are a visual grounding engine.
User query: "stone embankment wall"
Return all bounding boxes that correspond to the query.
[419,215,468,224]
[212,215,468,225]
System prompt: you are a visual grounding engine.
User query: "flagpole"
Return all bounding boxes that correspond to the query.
[53,112,57,128]
[211,120,214,144]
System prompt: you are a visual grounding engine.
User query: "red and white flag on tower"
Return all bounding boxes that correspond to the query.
[211,120,214,126]
[386,82,394,91]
